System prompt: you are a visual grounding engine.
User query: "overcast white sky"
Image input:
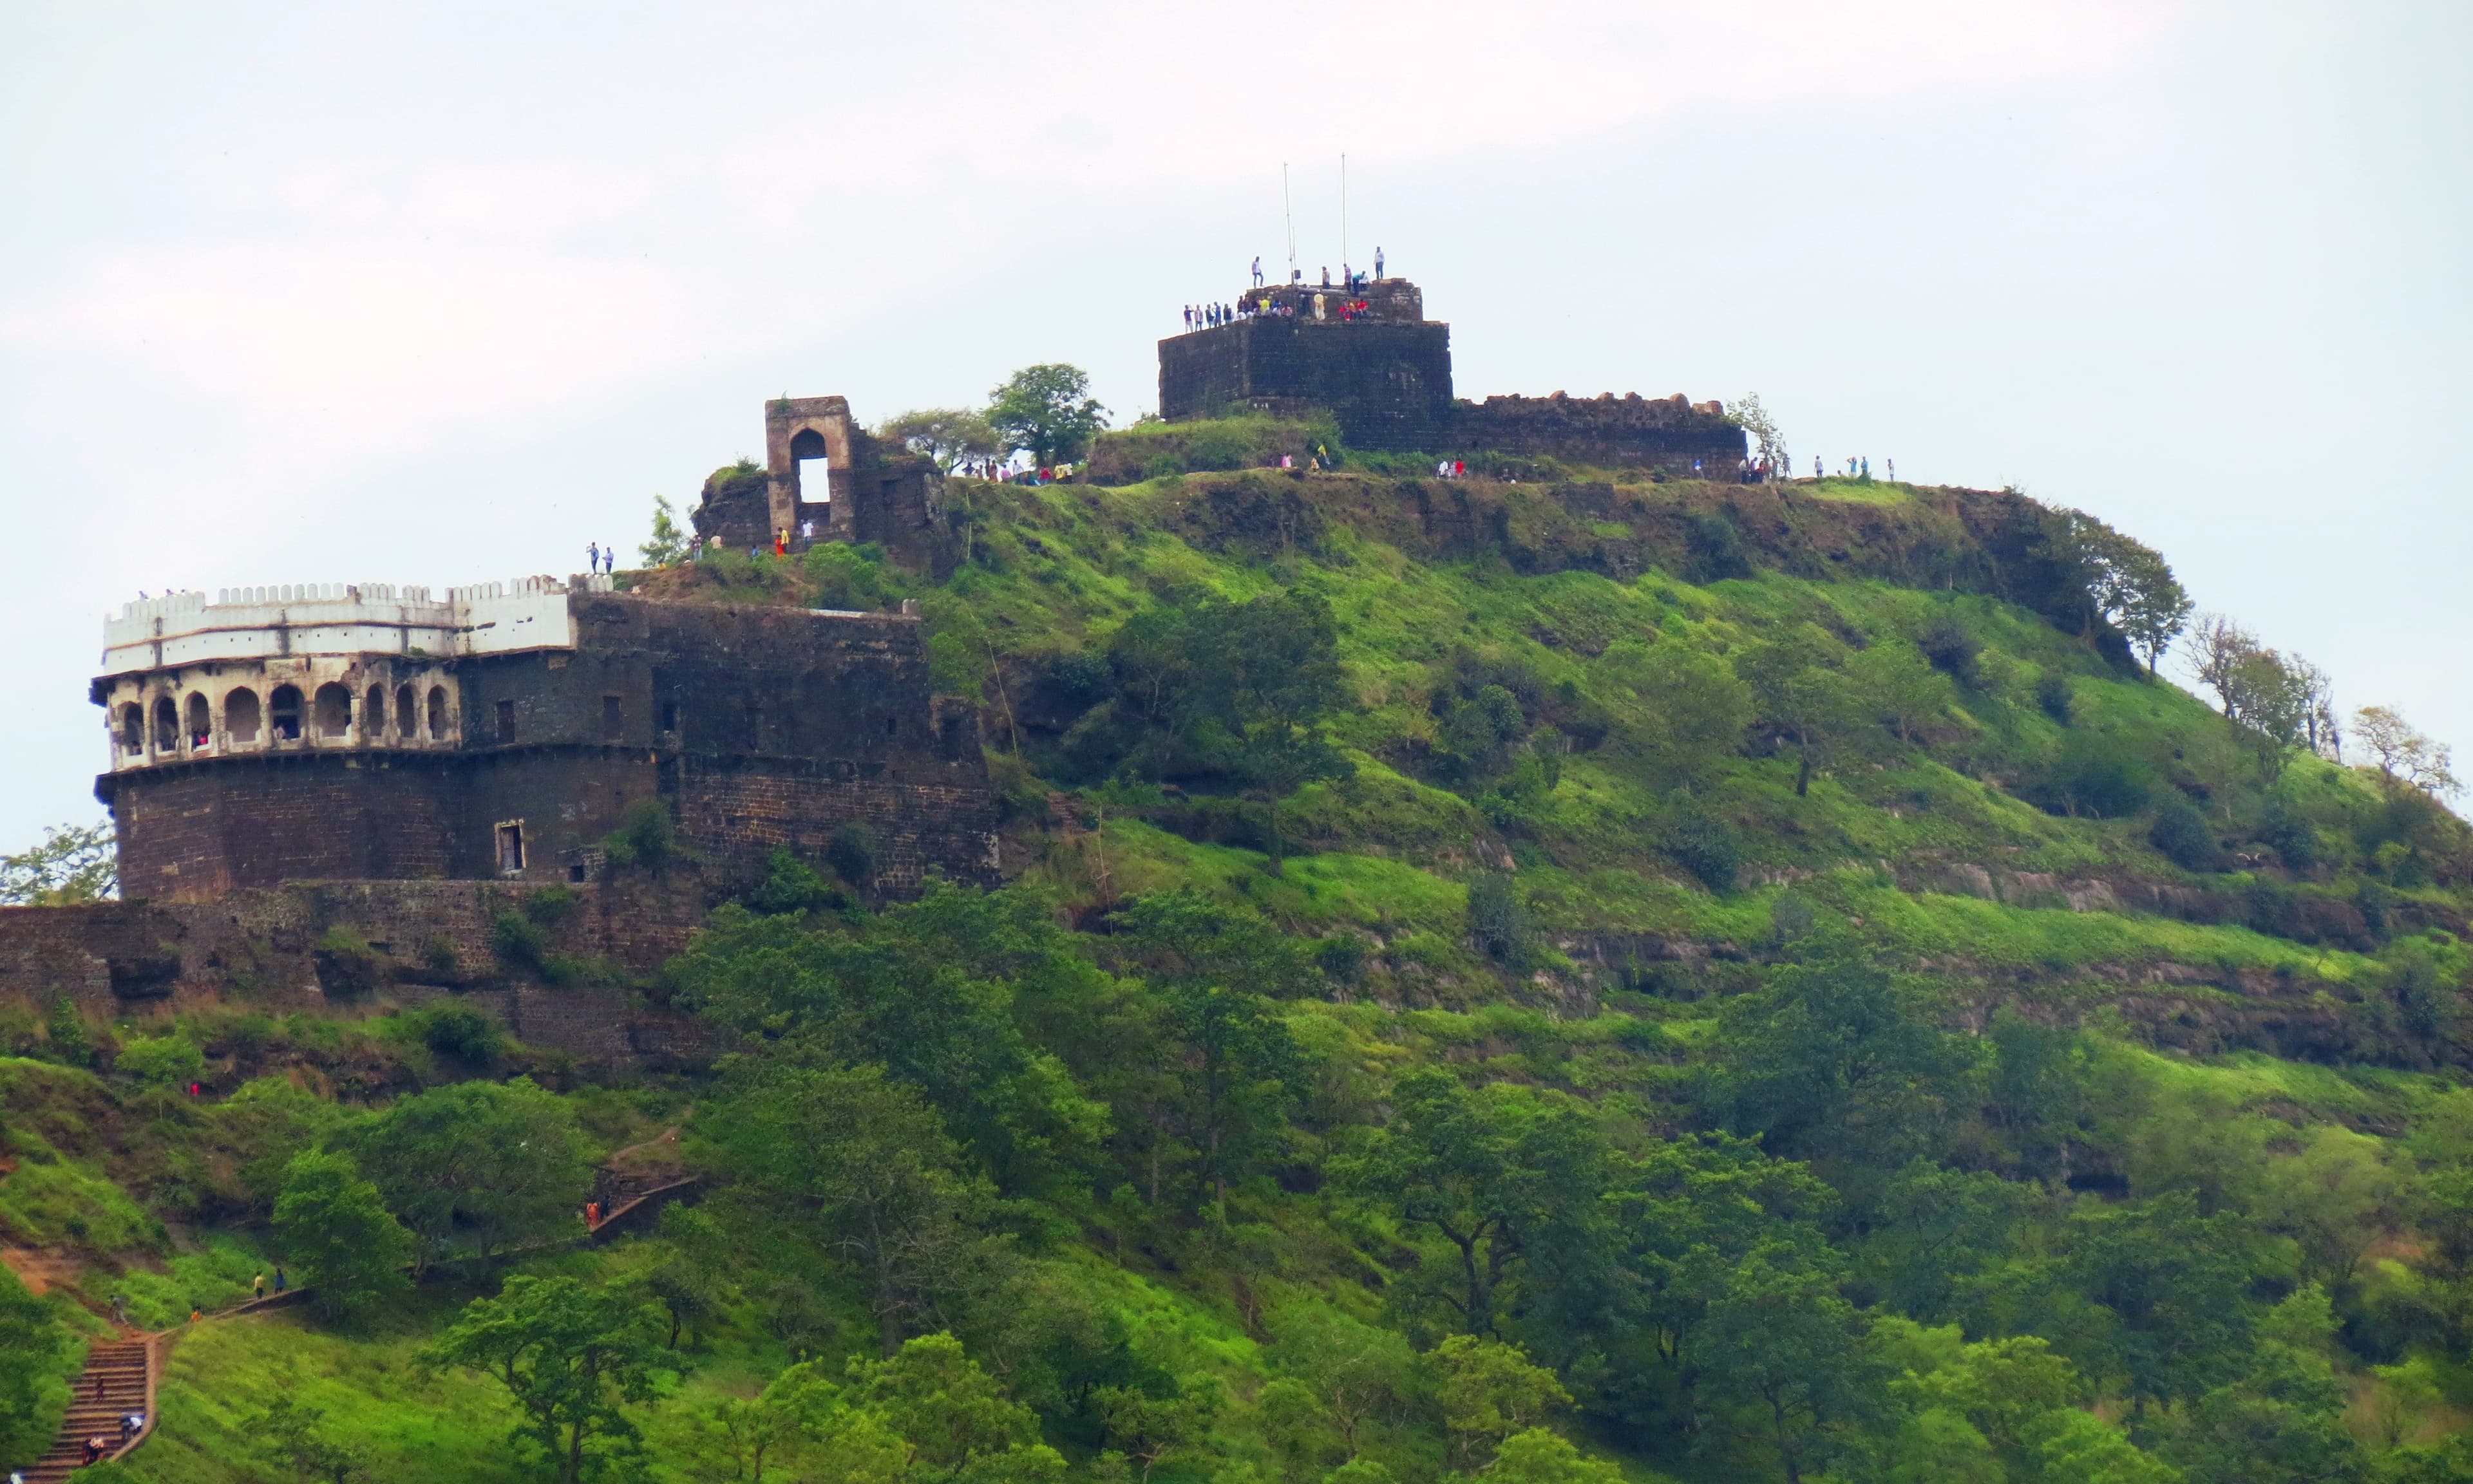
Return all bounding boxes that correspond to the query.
[1,1,2466,849]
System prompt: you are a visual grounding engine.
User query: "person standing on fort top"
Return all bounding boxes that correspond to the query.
[587,541,600,572]
[1375,247,1384,277]
[1252,256,1263,286]
[1320,265,1330,288]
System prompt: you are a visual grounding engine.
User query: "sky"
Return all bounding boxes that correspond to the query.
[1,1,2466,849]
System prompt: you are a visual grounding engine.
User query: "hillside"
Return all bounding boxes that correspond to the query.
[8,425,2473,1484]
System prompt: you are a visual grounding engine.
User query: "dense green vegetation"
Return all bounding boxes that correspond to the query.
[12,429,2473,1483]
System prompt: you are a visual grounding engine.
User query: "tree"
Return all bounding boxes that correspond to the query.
[347,1077,596,1271]
[2063,1192,2256,1412]
[1333,1069,1605,1337]
[2040,510,2188,669]
[1428,1335,1570,1469]
[987,365,1108,466]
[1262,1306,1419,1461]
[1848,641,1957,745]
[0,820,116,904]
[698,1059,997,1357]
[1693,1239,1883,1484]
[249,1396,368,1484]
[0,1263,73,1468]
[845,1333,1068,1484]
[271,1149,415,1324]
[1484,1429,1625,1484]
[1735,626,1857,798]
[1727,393,1789,475]
[880,408,1004,474]
[1595,641,1752,790]
[424,1274,674,1484]
[640,494,690,567]
[2186,613,2256,717]
[2355,705,2459,798]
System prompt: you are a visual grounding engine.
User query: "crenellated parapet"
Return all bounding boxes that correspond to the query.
[91,574,623,775]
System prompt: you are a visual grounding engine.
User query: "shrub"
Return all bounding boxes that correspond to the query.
[1316,934,1367,986]
[826,823,877,889]
[492,912,549,971]
[408,1004,507,1066]
[748,845,841,916]
[311,928,388,998]
[2036,670,2074,724]
[2149,791,2219,871]
[522,885,581,928]
[1683,513,1752,584]
[1917,612,1981,684]
[1662,803,1742,893]
[603,799,678,872]
[2259,797,2321,873]
[44,997,91,1066]
[2046,733,2153,818]
[1467,872,1531,964]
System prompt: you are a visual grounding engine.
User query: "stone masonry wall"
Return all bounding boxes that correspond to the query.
[1448,392,1747,473]
[0,876,717,1069]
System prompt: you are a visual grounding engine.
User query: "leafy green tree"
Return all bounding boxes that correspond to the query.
[2024,1408,2183,1484]
[2040,509,2190,670]
[1596,641,1753,791]
[2254,1125,2402,1288]
[698,1058,998,1357]
[1692,1237,1883,1484]
[643,1201,734,1349]
[640,493,690,567]
[1848,641,1957,744]
[1334,1069,1606,1337]
[987,365,1108,466]
[248,1396,369,1483]
[1705,944,1982,1192]
[1860,1160,2025,1322]
[1094,1380,1217,1483]
[347,1077,595,1270]
[1735,626,1857,797]
[1262,1306,1419,1463]
[1428,1335,1569,1469]
[0,1263,73,1467]
[2063,1192,2257,1412]
[1481,1429,1623,1484]
[424,1274,675,1484]
[272,1149,414,1324]
[881,408,1004,473]
[0,820,117,903]
[670,888,1108,1196]
[843,1333,1068,1483]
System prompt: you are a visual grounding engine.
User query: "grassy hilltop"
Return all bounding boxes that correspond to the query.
[9,415,2473,1484]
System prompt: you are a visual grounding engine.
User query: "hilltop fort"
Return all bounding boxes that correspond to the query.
[0,277,1792,1064]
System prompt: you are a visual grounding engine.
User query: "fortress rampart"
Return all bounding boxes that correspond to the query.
[91,578,997,903]
[1157,278,1747,474]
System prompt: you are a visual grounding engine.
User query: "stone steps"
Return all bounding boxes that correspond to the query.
[22,1339,151,1482]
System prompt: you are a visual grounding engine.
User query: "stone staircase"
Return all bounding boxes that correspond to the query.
[23,1337,151,1481]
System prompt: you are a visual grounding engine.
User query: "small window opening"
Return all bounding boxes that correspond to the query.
[365,684,387,740]
[495,699,516,744]
[659,701,678,734]
[118,703,144,755]
[496,821,526,874]
[314,682,352,738]
[428,685,449,740]
[569,863,588,883]
[395,683,416,738]
[269,685,303,742]
[185,693,211,749]
[225,688,261,744]
[885,716,899,737]
[602,695,623,741]
[152,695,180,752]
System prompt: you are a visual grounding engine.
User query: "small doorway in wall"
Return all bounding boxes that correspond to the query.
[269,685,302,742]
[496,820,526,875]
[185,693,211,750]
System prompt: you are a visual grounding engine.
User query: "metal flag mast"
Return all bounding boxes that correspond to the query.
[1282,163,1297,283]
[1340,152,1348,284]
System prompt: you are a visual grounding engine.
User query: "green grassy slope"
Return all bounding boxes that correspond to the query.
[12,450,2473,1484]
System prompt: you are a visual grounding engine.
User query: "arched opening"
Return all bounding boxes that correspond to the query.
[395,683,417,738]
[185,693,211,749]
[314,683,352,738]
[226,688,262,744]
[152,695,179,753]
[790,426,832,512]
[118,703,144,755]
[365,684,387,740]
[269,685,303,742]
[427,686,450,742]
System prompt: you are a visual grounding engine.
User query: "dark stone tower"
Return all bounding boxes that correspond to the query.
[1158,278,1454,451]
